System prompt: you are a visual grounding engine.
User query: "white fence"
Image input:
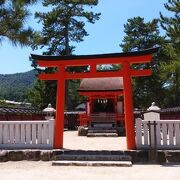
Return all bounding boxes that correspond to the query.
[136,118,180,150]
[0,119,54,149]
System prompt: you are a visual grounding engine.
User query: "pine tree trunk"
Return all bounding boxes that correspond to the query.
[64,23,72,110]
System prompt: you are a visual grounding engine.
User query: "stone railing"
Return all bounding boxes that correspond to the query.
[0,119,54,149]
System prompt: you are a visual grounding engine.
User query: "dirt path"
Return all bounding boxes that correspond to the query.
[63,131,127,150]
[0,131,180,180]
[0,161,180,180]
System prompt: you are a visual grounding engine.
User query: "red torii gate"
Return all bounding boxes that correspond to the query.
[31,47,158,150]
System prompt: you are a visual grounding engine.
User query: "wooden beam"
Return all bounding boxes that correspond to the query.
[91,64,97,73]
[64,71,124,79]
[38,60,62,67]
[79,91,123,97]
[39,68,152,80]
[37,54,153,68]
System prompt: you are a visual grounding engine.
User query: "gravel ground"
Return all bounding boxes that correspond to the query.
[63,131,127,150]
[0,161,180,180]
[0,131,180,180]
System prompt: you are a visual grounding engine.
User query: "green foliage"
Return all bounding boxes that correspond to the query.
[0,70,36,102]
[68,79,85,109]
[121,17,164,52]
[30,0,100,110]
[27,80,49,109]
[120,17,166,108]
[120,0,180,108]
[159,0,180,106]
[0,0,36,46]
[32,0,100,55]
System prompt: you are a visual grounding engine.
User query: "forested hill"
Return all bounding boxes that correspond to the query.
[0,70,36,102]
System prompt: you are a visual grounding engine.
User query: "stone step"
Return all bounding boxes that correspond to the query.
[55,154,131,161]
[88,129,118,133]
[87,132,118,137]
[54,150,127,155]
[88,128,117,131]
[88,126,117,130]
[52,160,132,167]
[91,124,115,128]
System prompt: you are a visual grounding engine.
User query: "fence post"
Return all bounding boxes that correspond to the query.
[144,103,161,149]
[0,124,3,143]
[148,121,157,149]
[49,118,54,147]
[136,118,143,149]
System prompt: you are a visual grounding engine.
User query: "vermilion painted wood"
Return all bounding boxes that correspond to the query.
[90,97,94,114]
[64,69,152,79]
[33,48,158,150]
[91,64,97,73]
[37,54,152,67]
[54,66,65,149]
[122,62,136,149]
[114,97,118,123]
[39,69,152,80]
[79,91,123,97]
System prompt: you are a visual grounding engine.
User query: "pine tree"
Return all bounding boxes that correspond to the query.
[160,0,180,106]
[0,0,36,46]
[120,17,166,109]
[30,0,100,109]
[27,80,47,108]
[32,0,100,55]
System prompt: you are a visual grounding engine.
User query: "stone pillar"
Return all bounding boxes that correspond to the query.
[144,102,161,121]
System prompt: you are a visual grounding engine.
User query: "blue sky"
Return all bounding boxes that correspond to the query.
[0,0,169,74]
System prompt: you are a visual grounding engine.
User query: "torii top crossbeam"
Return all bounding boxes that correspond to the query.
[31,47,159,150]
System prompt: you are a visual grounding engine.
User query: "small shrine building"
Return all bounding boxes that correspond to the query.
[78,77,125,127]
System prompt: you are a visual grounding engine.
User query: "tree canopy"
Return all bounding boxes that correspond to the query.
[159,0,180,106]
[119,0,180,109]
[28,0,100,109]
[1,0,179,110]
[120,17,166,109]
[0,0,37,46]
[32,0,100,55]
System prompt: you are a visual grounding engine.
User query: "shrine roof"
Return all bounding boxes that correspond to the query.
[31,47,159,61]
[0,107,42,114]
[160,107,180,114]
[78,77,123,92]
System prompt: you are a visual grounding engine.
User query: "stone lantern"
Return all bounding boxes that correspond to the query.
[43,104,56,120]
[147,102,161,111]
[144,102,161,121]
